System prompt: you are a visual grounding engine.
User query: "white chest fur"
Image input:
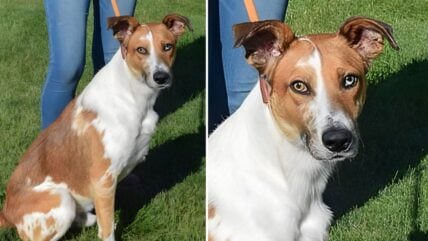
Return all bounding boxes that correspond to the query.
[76,51,159,181]
[208,83,334,241]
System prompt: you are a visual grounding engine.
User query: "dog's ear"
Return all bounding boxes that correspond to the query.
[162,14,193,38]
[108,16,139,59]
[233,20,295,73]
[107,16,139,44]
[339,16,399,68]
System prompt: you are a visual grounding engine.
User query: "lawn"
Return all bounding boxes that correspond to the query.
[284,1,428,240]
[0,0,205,241]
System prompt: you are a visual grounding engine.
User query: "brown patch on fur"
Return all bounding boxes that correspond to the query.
[269,40,316,140]
[0,212,12,228]
[150,23,179,66]
[16,216,58,241]
[32,224,42,241]
[3,190,60,226]
[313,34,367,119]
[208,204,216,219]
[93,173,116,239]
[208,233,215,241]
[25,217,57,241]
[46,216,56,227]
[1,99,110,228]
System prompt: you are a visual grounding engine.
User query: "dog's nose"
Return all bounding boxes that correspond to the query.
[322,128,353,152]
[153,71,171,85]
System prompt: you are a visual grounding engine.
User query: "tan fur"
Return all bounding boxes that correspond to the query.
[208,204,216,219]
[125,23,177,78]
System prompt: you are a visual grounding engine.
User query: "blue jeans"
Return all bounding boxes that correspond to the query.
[41,0,136,129]
[219,0,288,114]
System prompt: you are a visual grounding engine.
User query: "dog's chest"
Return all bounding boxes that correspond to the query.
[78,70,160,180]
[102,99,158,180]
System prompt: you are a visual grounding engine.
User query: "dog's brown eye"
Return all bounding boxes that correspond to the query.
[163,43,173,51]
[290,80,310,95]
[137,47,148,54]
[343,75,359,89]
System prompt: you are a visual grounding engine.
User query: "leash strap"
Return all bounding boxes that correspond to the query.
[244,0,259,22]
[111,0,121,16]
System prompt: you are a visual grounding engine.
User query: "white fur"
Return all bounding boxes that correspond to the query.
[208,82,334,241]
[77,48,160,182]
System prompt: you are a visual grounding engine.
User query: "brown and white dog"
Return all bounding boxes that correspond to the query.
[208,17,398,241]
[0,14,190,241]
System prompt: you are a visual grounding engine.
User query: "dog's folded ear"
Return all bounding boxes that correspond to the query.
[339,17,399,68]
[233,20,295,73]
[107,16,140,44]
[162,14,192,37]
[108,16,139,59]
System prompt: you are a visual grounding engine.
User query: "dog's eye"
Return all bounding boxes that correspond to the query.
[290,80,310,95]
[163,43,173,51]
[136,47,148,55]
[343,75,359,89]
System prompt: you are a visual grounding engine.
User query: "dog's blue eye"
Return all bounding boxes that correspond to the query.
[290,80,310,95]
[343,75,358,89]
[137,47,148,54]
[163,43,173,51]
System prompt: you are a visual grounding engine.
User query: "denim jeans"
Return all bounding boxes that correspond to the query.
[41,0,136,129]
[219,0,288,114]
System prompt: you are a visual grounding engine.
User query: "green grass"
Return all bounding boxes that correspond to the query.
[0,0,205,240]
[285,0,428,240]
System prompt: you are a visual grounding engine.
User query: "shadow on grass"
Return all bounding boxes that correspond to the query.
[114,124,205,239]
[324,60,428,227]
[408,230,428,241]
[155,36,206,118]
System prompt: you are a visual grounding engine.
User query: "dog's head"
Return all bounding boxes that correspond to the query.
[234,17,399,161]
[108,14,192,89]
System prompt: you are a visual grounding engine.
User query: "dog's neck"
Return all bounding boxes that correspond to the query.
[79,49,159,124]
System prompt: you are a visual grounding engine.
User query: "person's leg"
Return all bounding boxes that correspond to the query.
[41,0,90,129]
[92,0,136,73]
[219,0,288,114]
[253,0,288,20]
[208,0,229,132]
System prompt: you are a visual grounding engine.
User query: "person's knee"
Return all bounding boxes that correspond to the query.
[46,57,85,88]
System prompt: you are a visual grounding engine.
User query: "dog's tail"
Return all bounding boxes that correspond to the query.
[0,212,12,228]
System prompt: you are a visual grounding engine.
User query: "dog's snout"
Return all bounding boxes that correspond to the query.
[153,71,171,85]
[322,128,353,152]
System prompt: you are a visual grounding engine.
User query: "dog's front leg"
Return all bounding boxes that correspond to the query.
[298,202,332,241]
[93,173,117,241]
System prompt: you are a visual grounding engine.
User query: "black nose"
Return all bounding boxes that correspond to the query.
[153,71,171,85]
[322,128,353,152]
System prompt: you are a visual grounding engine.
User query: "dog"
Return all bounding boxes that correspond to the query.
[208,17,399,241]
[0,14,190,241]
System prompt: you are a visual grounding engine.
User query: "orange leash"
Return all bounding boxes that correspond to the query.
[111,0,121,16]
[244,0,259,22]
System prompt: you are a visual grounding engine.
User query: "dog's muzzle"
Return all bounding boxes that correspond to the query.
[304,126,358,162]
[153,71,172,88]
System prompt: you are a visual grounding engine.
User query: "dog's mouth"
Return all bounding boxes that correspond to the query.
[145,79,172,90]
[156,82,172,89]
